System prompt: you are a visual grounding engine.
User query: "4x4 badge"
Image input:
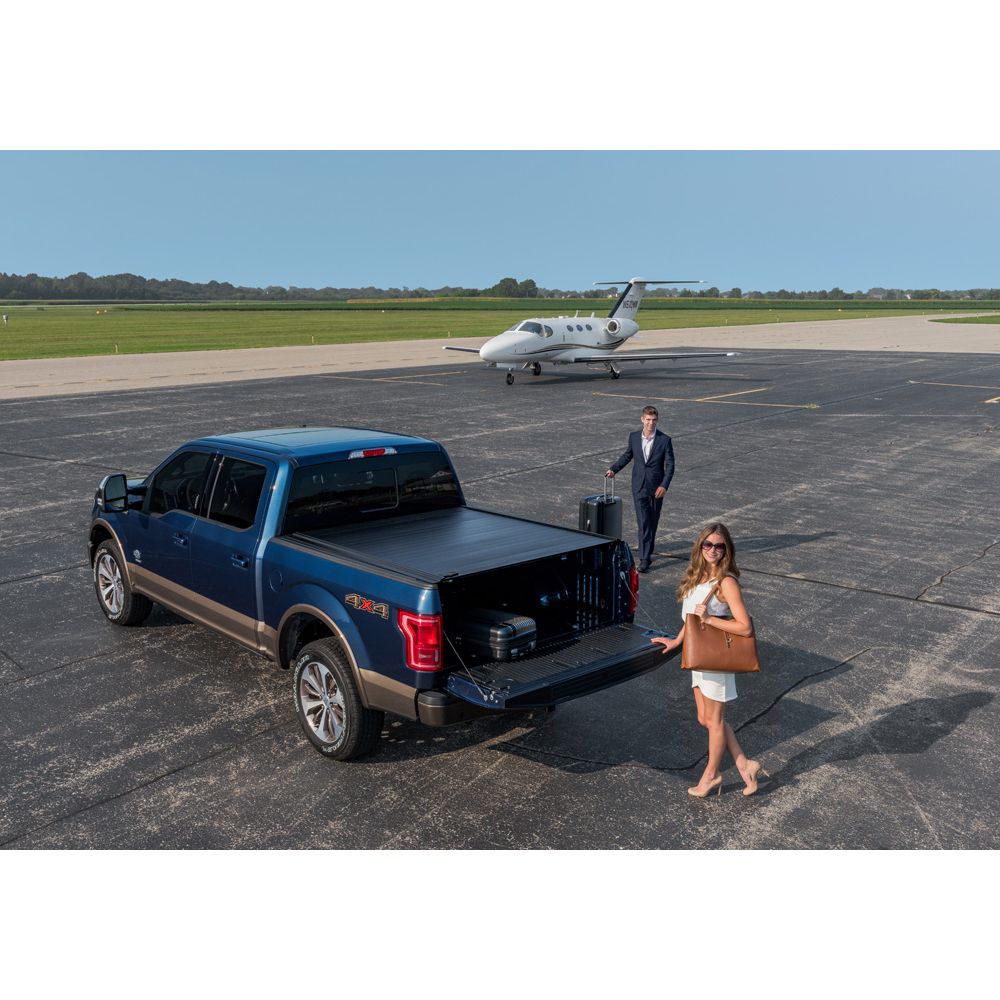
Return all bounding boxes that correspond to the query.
[346,593,389,620]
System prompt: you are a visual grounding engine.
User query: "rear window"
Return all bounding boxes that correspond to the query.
[283,451,462,533]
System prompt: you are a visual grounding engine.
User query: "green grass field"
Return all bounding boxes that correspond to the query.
[932,314,1000,324]
[0,300,995,361]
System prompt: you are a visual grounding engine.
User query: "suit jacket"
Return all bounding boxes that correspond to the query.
[611,429,675,498]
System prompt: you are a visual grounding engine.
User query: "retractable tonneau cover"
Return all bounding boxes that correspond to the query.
[290,506,606,584]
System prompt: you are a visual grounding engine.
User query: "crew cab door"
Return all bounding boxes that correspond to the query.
[188,454,273,647]
[132,449,215,600]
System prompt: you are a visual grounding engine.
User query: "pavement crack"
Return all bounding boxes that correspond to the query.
[0,649,110,690]
[733,647,872,735]
[650,555,1000,618]
[0,563,88,588]
[0,448,123,473]
[915,536,1000,602]
[500,648,870,773]
[0,716,299,848]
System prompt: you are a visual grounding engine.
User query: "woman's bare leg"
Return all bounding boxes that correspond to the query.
[725,722,750,781]
[698,695,727,787]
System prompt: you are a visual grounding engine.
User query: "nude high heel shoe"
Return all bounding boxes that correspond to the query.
[688,775,723,798]
[742,760,770,797]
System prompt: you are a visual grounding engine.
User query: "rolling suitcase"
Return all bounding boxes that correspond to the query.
[452,609,538,662]
[579,477,623,539]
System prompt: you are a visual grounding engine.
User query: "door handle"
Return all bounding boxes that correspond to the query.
[231,554,250,569]
[172,532,188,547]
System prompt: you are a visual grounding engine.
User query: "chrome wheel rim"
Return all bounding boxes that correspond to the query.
[299,660,346,744]
[96,553,124,616]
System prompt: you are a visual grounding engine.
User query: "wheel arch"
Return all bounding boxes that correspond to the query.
[88,519,133,582]
[276,604,368,688]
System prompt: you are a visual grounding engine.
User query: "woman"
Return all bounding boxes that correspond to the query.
[652,523,767,798]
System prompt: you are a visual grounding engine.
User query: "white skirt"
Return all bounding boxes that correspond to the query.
[691,669,737,703]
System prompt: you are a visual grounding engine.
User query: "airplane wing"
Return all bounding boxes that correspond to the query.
[442,346,482,354]
[572,351,739,363]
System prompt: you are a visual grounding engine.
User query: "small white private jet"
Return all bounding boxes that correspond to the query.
[445,277,738,384]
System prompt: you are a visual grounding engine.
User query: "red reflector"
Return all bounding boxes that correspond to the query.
[363,448,386,457]
[628,566,639,617]
[397,610,442,671]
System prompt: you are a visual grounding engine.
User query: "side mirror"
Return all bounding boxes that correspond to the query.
[98,473,128,513]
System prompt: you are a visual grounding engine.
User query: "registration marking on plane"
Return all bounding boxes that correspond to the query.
[594,391,816,409]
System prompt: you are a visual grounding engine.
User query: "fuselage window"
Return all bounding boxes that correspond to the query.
[576,324,583,331]
[585,324,592,331]
[566,325,573,332]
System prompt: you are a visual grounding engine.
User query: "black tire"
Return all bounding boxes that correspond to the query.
[532,363,541,376]
[93,540,153,626]
[506,372,515,385]
[292,638,384,761]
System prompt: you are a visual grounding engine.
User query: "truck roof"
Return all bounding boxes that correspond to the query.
[188,426,438,462]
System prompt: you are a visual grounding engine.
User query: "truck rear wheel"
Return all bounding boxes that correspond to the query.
[293,639,384,761]
[93,540,152,626]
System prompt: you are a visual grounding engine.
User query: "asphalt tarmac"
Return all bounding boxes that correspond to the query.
[2,341,999,848]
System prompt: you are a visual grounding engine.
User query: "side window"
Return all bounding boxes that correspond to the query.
[148,451,213,517]
[543,325,553,337]
[207,457,267,530]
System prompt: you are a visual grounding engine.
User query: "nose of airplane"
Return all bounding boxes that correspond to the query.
[480,333,513,362]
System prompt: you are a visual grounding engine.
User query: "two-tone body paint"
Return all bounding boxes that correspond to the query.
[89,433,451,720]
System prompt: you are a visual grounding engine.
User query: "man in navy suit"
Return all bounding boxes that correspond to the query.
[605,405,675,573]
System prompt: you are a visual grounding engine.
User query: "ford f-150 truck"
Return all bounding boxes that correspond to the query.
[88,427,667,760]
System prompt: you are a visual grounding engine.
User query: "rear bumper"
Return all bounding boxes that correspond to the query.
[416,690,498,726]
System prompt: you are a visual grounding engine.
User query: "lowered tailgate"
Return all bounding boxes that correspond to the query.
[445,623,671,710]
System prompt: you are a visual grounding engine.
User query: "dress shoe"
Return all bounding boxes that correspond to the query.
[742,760,770,797]
[688,775,723,798]
[638,560,651,573]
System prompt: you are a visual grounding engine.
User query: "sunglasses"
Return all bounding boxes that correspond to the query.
[701,541,727,552]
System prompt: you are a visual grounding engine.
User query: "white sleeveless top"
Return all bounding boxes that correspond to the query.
[681,577,738,703]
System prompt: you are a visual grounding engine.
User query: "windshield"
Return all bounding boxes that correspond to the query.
[283,451,462,533]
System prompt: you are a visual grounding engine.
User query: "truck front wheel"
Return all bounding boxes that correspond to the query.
[293,639,384,761]
[93,540,152,626]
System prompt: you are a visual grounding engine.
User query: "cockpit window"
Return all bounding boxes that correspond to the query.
[543,325,553,337]
[518,321,543,335]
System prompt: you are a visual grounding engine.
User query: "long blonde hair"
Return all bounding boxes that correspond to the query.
[677,522,740,601]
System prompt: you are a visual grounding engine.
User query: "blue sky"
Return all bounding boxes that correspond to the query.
[2,151,997,292]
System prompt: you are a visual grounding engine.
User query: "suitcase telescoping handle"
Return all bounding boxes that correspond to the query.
[604,475,616,501]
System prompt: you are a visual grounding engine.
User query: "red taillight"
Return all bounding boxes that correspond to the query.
[628,566,639,617]
[397,610,442,671]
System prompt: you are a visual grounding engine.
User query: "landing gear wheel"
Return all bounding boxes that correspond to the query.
[610,369,621,379]
[93,540,152,626]
[506,372,515,385]
[531,363,542,376]
[293,638,384,761]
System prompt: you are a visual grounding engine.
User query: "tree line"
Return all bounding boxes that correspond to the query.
[1,271,998,302]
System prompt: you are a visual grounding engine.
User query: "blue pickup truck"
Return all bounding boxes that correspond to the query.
[88,427,666,760]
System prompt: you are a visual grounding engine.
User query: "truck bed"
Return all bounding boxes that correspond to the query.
[288,506,607,584]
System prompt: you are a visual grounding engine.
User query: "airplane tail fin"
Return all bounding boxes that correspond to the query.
[595,278,702,320]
